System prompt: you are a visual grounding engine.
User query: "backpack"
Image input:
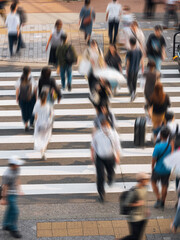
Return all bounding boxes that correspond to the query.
[19,82,32,102]
[119,187,138,215]
[65,45,77,66]
[17,7,27,25]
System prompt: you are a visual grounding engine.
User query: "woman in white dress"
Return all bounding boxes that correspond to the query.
[33,91,53,160]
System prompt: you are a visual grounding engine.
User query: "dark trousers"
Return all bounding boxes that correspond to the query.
[95,154,115,195]
[121,220,147,240]
[108,20,119,44]
[19,94,36,125]
[164,5,178,28]
[3,195,19,231]
[144,0,155,17]
[127,71,138,95]
[8,33,21,56]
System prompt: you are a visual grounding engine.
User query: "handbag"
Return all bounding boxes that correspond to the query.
[83,8,92,26]
[78,59,91,76]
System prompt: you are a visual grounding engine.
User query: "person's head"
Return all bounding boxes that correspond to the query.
[164,112,175,124]
[109,44,117,55]
[10,2,17,12]
[60,33,67,44]
[21,66,31,83]
[151,82,165,105]
[147,60,156,71]
[8,156,24,171]
[55,19,62,31]
[131,21,139,32]
[160,126,170,141]
[154,25,163,38]
[129,37,136,48]
[136,172,150,187]
[113,0,117,2]
[40,67,51,81]
[40,90,48,104]
[85,0,90,6]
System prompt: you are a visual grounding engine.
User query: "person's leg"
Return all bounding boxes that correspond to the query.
[172,207,180,231]
[113,21,119,44]
[155,57,162,72]
[3,195,19,231]
[127,73,133,95]
[67,65,72,91]
[8,34,14,57]
[29,95,36,126]
[16,33,21,53]
[108,21,114,44]
[95,155,105,200]
[163,6,169,28]
[161,184,168,205]
[104,158,115,185]
[132,72,138,94]
[60,66,66,89]
[19,100,29,129]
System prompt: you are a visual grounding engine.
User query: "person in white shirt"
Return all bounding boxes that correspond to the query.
[163,0,178,29]
[91,114,122,202]
[5,2,21,57]
[106,0,122,44]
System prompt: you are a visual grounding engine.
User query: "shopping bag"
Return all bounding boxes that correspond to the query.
[78,59,91,76]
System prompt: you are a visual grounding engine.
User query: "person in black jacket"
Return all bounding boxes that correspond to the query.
[38,67,61,104]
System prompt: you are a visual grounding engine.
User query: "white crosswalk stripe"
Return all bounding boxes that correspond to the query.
[0,68,179,197]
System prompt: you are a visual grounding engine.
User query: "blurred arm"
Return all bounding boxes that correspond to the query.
[46,34,52,51]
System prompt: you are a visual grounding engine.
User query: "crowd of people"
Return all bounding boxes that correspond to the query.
[1,0,180,239]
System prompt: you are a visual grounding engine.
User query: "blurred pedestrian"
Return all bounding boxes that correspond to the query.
[0,156,24,239]
[46,19,64,67]
[151,126,172,209]
[79,0,95,45]
[33,91,53,161]
[106,0,122,44]
[126,37,144,101]
[94,105,117,130]
[15,66,37,131]
[144,60,160,106]
[89,78,112,112]
[163,0,178,29]
[5,2,21,57]
[149,82,170,137]
[117,173,150,240]
[91,114,121,202]
[83,40,104,93]
[56,33,77,91]
[146,25,166,71]
[38,67,61,104]
[105,44,122,73]
[13,0,27,49]
[144,0,155,18]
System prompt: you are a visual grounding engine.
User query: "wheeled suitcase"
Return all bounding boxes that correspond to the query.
[134,117,146,146]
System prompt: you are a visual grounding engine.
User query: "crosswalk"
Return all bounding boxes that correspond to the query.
[0,66,179,201]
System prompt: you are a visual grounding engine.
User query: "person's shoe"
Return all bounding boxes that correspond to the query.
[67,84,71,92]
[42,154,47,161]
[130,91,135,102]
[160,200,165,210]
[154,199,161,208]
[98,193,105,203]
[25,126,29,132]
[107,179,114,186]
[21,43,26,48]
[2,226,11,231]
[29,124,34,130]
[10,230,22,238]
